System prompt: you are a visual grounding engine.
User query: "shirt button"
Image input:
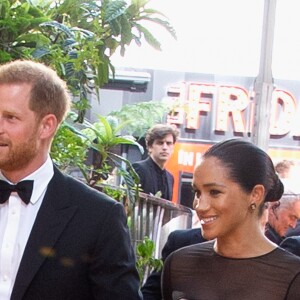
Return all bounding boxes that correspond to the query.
[11,210,16,215]
[3,275,8,281]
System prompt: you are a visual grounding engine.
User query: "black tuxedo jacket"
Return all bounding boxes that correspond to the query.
[11,167,141,300]
[141,228,205,300]
[132,157,174,201]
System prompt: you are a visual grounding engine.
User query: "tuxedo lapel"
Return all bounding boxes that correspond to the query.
[11,168,78,300]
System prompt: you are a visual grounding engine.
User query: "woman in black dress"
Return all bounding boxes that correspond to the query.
[162,139,300,300]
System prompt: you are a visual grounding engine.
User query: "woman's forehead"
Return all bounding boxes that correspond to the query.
[193,157,230,183]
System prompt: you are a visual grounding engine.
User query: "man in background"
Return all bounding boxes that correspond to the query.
[274,160,300,237]
[132,124,179,201]
[265,193,300,244]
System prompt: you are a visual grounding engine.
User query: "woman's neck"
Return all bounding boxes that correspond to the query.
[213,228,277,258]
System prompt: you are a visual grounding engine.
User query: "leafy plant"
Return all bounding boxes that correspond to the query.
[109,101,171,138]
[136,236,163,285]
[0,0,50,62]
[0,0,176,120]
[51,120,89,173]
[51,114,143,205]
[102,184,127,202]
[82,116,143,166]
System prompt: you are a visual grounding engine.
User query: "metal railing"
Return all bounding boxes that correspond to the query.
[129,193,193,258]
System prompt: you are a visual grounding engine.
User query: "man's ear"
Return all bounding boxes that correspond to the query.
[250,184,265,206]
[39,114,58,139]
[147,144,153,155]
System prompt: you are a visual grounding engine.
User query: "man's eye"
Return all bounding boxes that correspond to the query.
[5,115,17,120]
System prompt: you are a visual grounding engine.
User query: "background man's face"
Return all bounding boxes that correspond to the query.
[148,133,174,167]
[272,201,300,237]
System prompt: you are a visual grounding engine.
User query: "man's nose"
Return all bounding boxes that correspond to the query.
[290,219,298,228]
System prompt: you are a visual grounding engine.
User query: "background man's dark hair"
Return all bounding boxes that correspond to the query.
[145,124,179,148]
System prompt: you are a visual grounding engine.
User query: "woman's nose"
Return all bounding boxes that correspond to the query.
[194,195,210,212]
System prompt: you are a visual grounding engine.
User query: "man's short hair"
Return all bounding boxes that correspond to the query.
[145,124,179,148]
[0,60,71,125]
[278,193,300,208]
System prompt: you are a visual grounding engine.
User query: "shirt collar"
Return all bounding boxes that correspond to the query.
[0,156,54,204]
[149,157,165,174]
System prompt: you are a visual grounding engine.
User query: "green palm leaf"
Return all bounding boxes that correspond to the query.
[104,0,127,23]
[134,23,161,50]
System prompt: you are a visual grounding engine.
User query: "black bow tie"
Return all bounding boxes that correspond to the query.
[0,180,34,204]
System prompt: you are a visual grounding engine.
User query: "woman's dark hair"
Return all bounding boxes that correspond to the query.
[203,139,283,203]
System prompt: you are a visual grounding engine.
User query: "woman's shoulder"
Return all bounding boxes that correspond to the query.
[272,246,300,266]
[171,240,215,258]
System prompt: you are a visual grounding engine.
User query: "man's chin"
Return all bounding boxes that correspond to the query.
[0,162,16,172]
[160,156,169,161]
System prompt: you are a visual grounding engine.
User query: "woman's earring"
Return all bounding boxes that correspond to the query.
[250,203,256,210]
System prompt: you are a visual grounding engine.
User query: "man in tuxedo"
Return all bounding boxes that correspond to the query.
[0,60,142,299]
[132,124,179,201]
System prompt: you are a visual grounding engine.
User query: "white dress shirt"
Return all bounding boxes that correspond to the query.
[0,156,54,300]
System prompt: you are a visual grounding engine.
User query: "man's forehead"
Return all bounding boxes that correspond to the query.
[156,134,174,141]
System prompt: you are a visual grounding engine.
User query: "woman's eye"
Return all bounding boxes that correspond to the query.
[210,189,220,196]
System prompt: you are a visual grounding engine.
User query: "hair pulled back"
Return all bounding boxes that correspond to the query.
[203,139,283,202]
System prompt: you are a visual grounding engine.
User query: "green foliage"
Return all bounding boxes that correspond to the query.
[109,101,170,138]
[50,113,93,181]
[80,115,143,204]
[51,113,142,204]
[51,122,87,171]
[0,0,176,119]
[0,0,50,62]
[82,115,144,162]
[136,236,163,284]
[102,184,127,202]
